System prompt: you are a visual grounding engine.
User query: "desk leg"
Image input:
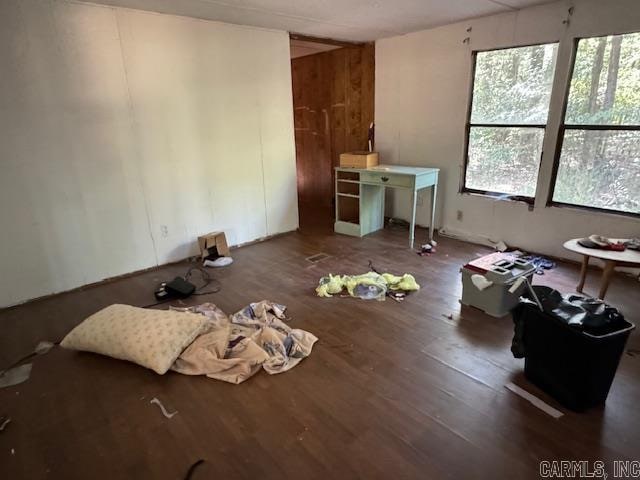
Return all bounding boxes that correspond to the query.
[430,183,437,243]
[577,255,589,293]
[409,189,417,249]
[598,260,616,300]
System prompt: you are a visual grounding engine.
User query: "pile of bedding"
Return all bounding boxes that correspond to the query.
[61,301,317,384]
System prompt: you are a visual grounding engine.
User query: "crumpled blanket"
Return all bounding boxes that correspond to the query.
[171,301,317,384]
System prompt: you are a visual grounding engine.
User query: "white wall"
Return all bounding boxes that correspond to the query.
[0,0,297,307]
[376,0,640,263]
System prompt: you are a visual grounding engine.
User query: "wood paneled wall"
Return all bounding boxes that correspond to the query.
[292,44,375,210]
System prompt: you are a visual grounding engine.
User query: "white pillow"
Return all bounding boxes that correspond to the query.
[61,304,209,374]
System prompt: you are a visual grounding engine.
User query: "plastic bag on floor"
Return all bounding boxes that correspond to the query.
[343,272,388,301]
[315,271,420,301]
[316,274,345,298]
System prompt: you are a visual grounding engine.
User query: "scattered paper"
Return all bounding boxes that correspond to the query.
[150,397,178,419]
[35,341,55,355]
[505,382,563,419]
[0,364,33,389]
[494,241,508,252]
[0,416,11,431]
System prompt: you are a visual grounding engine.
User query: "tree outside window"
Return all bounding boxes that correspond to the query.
[552,32,640,215]
[463,43,558,198]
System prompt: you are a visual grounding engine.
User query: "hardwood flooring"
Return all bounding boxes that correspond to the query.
[1,225,638,479]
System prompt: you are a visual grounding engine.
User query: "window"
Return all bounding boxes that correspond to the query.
[552,32,640,215]
[463,43,559,199]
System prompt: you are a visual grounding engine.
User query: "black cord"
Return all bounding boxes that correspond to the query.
[368,260,381,274]
[184,459,205,480]
[139,297,177,309]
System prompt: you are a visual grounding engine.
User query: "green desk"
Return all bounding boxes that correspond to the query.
[334,164,439,248]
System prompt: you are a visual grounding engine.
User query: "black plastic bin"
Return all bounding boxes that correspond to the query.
[515,299,635,411]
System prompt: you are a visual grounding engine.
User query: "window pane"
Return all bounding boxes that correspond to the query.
[566,32,640,125]
[553,130,640,214]
[465,127,544,197]
[470,44,558,124]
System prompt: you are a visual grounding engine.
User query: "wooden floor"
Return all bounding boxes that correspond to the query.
[1,224,639,479]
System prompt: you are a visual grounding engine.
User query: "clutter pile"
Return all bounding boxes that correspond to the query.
[172,301,317,383]
[59,301,316,385]
[316,271,420,301]
[517,254,556,275]
[417,240,437,257]
[198,231,234,267]
[0,341,55,389]
[578,235,639,251]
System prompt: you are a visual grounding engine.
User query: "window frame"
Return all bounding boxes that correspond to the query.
[547,34,640,219]
[461,43,558,205]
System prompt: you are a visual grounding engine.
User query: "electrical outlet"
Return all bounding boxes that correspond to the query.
[456,210,463,221]
[160,225,169,238]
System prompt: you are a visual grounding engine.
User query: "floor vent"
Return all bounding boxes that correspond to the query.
[306,253,330,263]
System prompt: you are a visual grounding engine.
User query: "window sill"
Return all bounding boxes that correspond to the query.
[548,201,640,220]
[460,189,535,210]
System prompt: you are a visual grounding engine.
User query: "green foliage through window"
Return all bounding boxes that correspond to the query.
[465,43,558,197]
[553,33,640,215]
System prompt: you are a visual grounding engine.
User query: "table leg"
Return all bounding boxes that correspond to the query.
[409,189,417,249]
[430,183,437,243]
[598,261,617,300]
[577,255,589,293]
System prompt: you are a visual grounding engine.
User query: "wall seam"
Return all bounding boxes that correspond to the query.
[114,8,160,266]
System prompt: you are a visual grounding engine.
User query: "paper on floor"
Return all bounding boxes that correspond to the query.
[0,364,32,389]
[505,382,564,419]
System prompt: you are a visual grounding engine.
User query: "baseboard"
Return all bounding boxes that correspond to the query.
[0,229,298,311]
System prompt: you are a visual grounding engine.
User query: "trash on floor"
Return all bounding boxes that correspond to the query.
[198,231,233,267]
[417,240,437,257]
[0,364,32,389]
[0,416,11,432]
[203,257,233,268]
[388,291,406,302]
[150,397,178,419]
[173,301,317,382]
[505,383,563,419]
[0,339,57,389]
[184,460,205,480]
[493,240,508,252]
[517,254,556,275]
[316,272,420,300]
[34,341,55,355]
[60,301,317,385]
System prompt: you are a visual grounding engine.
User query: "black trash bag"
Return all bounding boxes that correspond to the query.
[511,286,628,358]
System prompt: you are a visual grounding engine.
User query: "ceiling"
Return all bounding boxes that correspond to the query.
[79,0,555,42]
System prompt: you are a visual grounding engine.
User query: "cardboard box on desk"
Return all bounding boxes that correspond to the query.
[197,231,230,259]
[339,151,379,168]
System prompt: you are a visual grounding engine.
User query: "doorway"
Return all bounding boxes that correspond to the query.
[290,34,375,232]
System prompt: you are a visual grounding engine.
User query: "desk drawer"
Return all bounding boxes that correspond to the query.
[360,171,414,188]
